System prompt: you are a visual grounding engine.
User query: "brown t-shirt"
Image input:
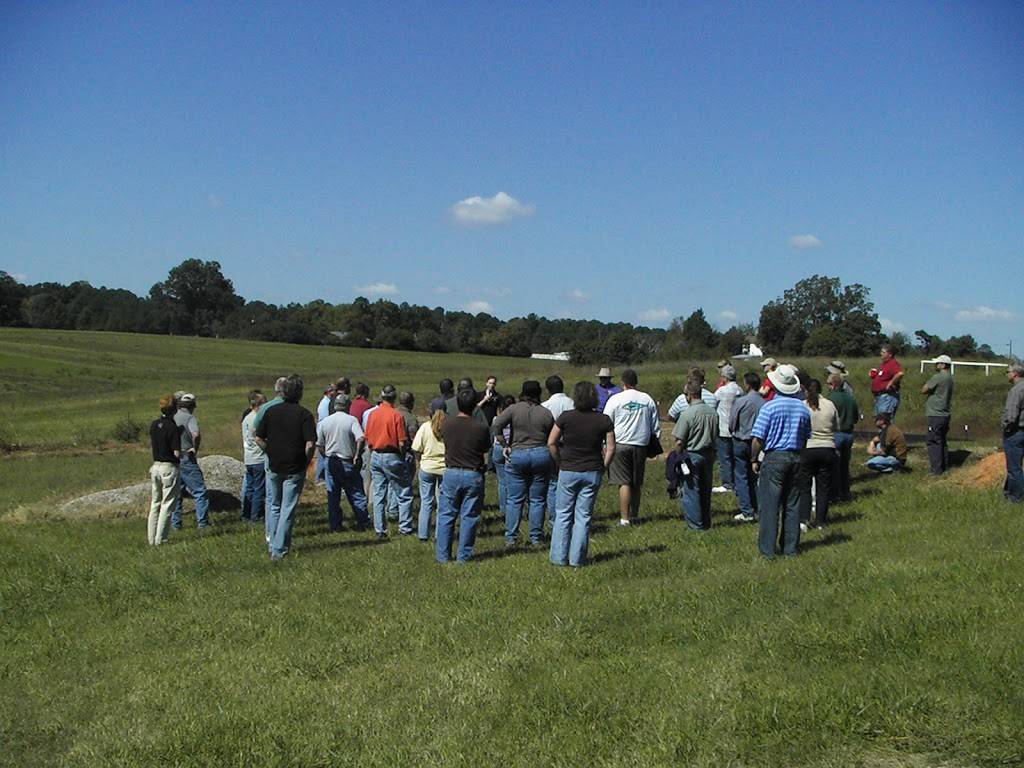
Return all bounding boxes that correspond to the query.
[442,415,491,472]
[881,425,908,464]
[555,410,613,472]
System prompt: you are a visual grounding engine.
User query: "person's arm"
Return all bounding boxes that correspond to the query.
[652,402,662,438]
[547,423,562,465]
[603,430,616,469]
[667,395,682,423]
[316,423,326,459]
[491,406,513,446]
[751,437,764,473]
[888,368,904,391]
[921,375,936,395]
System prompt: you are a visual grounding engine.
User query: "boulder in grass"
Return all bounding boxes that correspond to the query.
[60,454,246,518]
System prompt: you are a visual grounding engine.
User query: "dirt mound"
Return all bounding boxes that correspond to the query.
[945,451,1005,490]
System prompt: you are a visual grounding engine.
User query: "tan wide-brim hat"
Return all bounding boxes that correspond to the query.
[597,367,612,378]
[935,355,953,365]
[760,357,778,369]
[767,364,801,395]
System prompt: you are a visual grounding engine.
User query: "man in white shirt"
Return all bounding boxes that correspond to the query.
[241,389,267,523]
[667,367,718,422]
[317,393,370,531]
[542,374,576,516]
[603,368,660,526]
[712,365,744,494]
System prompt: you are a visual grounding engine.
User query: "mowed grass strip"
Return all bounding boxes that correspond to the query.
[1,469,1022,767]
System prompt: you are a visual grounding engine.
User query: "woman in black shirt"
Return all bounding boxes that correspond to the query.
[546,381,615,566]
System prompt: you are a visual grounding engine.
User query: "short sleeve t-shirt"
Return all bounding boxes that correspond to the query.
[412,421,446,475]
[871,358,903,395]
[255,402,316,475]
[924,371,953,418]
[441,416,491,471]
[555,410,613,472]
[150,415,181,463]
[174,411,199,453]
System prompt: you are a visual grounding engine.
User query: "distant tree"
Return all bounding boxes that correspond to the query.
[0,271,27,326]
[717,325,747,356]
[886,331,911,356]
[914,329,942,354]
[149,259,243,336]
[757,275,880,355]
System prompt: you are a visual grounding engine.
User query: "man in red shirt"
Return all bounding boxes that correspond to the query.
[869,344,904,420]
[365,384,413,538]
[349,382,373,425]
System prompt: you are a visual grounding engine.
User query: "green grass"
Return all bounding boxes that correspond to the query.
[1,328,1022,766]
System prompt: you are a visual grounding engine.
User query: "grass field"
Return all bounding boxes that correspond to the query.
[1,329,1022,767]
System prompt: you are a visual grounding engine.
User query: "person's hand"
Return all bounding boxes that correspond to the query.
[751,460,761,474]
[503,445,511,460]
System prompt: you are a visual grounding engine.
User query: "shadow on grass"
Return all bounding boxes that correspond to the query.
[300,536,390,554]
[948,449,972,468]
[590,543,668,564]
[801,532,852,552]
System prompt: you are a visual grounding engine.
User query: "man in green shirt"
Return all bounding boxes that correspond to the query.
[921,355,954,475]
[672,382,719,531]
[826,373,860,501]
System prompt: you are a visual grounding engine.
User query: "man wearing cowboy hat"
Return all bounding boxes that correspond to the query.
[921,355,954,475]
[595,367,623,414]
[751,364,810,558]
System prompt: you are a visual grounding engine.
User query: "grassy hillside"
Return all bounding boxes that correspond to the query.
[0,328,1022,766]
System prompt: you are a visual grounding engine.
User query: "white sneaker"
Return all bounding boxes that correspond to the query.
[799,523,809,534]
[619,519,631,527]
[711,486,729,494]
[733,512,755,522]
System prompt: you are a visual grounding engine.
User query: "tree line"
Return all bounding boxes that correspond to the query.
[0,262,998,362]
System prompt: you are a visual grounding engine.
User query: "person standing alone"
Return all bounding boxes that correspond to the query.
[921,355,954,475]
[1001,363,1024,503]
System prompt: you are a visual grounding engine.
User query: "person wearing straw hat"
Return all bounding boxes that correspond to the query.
[751,364,810,558]
[595,367,623,414]
[825,360,855,396]
[921,354,954,475]
[758,358,779,401]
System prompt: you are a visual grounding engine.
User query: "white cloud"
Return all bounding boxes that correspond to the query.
[788,234,823,250]
[568,289,589,302]
[718,309,738,322]
[355,282,398,297]
[954,305,1013,322]
[451,191,535,225]
[207,193,223,209]
[879,317,905,335]
[638,308,671,325]
[466,300,493,314]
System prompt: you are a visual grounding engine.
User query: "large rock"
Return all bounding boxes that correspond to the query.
[60,454,246,518]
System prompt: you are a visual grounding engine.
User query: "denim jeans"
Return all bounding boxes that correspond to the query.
[315,453,333,491]
[436,468,485,562]
[757,450,804,558]
[327,456,370,530]
[549,470,602,566]
[492,444,508,516]
[371,452,414,535]
[171,456,210,528]
[1003,430,1024,502]
[716,437,735,489]
[867,455,903,473]
[418,470,443,539]
[732,439,758,518]
[873,392,900,419]
[832,432,854,500]
[266,469,306,559]
[798,447,836,526]
[926,416,950,475]
[505,446,552,544]
[680,450,713,531]
[241,463,266,522]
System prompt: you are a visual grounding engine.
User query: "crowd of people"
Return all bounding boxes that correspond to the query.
[144,347,1024,563]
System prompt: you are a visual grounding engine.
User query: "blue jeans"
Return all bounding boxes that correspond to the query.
[266,469,306,559]
[241,463,266,522]
[833,432,854,500]
[732,439,758,518]
[874,392,900,419]
[371,452,414,535]
[492,444,508,516]
[505,446,552,544]
[418,470,443,539]
[549,470,602,566]
[327,456,370,530]
[171,456,210,528]
[716,437,735,489]
[315,454,333,491]
[1005,430,1024,502]
[680,450,713,531]
[436,468,485,562]
[866,455,903,473]
[757,450,804,558]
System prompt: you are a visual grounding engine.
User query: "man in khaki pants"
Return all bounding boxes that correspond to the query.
[148,394,182,545]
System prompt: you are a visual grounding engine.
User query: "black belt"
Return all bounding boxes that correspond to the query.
[448,466,483,472]
[373,446,400,454]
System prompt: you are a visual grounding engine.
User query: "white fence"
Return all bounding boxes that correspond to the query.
[919,359,1008,376]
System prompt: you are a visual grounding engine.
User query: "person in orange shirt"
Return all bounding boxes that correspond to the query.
[365,384,413,538]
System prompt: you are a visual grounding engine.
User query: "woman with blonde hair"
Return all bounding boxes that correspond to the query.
[412,408,447,541]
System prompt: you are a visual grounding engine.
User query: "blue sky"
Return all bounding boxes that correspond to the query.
[2,1,1021,350]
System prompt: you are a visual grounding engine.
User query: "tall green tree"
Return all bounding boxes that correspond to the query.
[149,259,243,336]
